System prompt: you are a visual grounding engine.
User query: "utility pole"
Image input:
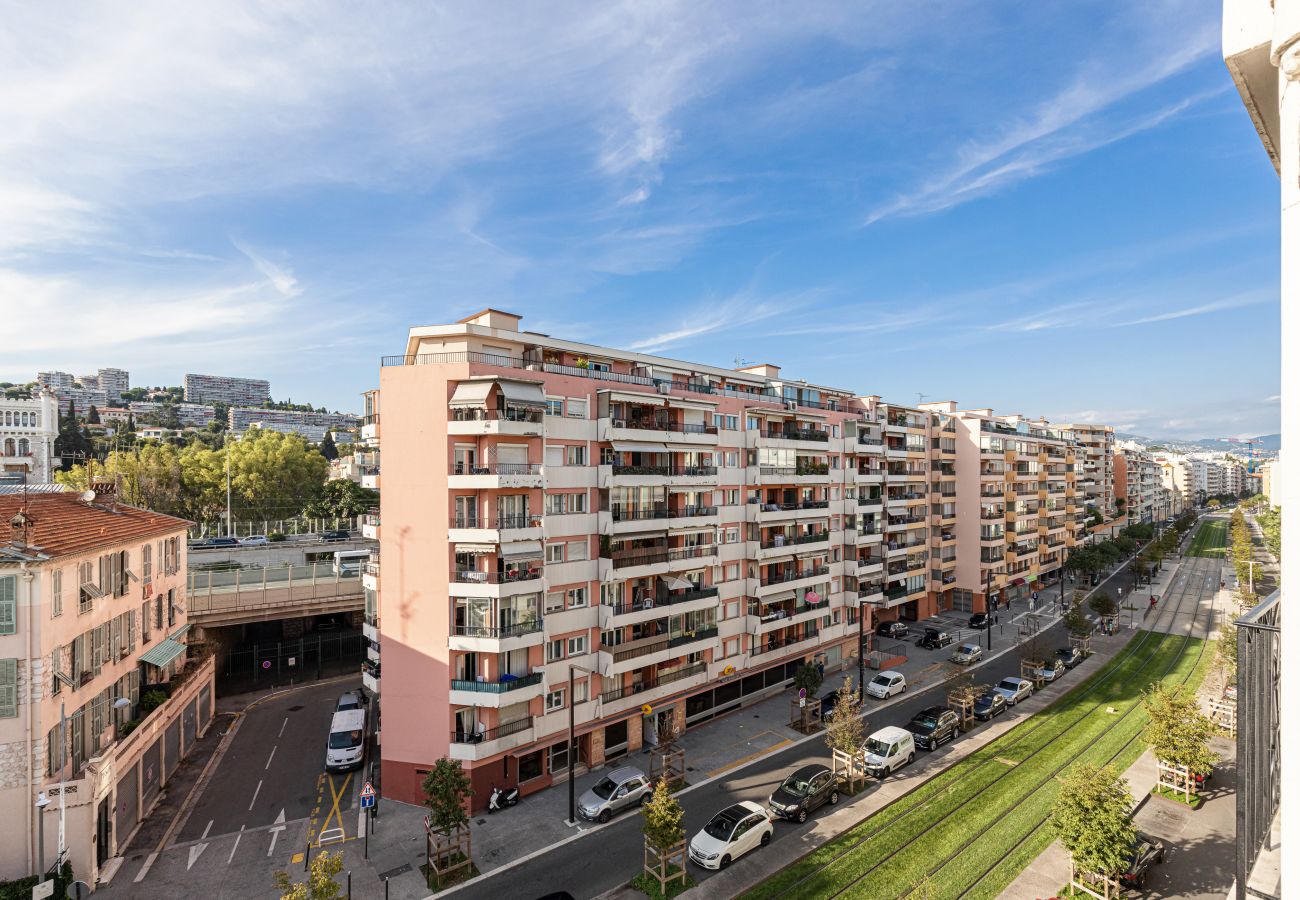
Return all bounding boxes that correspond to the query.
[224,432,233,537]
[566,664,595,825]
[858,601,866,692]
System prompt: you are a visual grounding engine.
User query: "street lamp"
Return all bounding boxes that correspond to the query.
[858,599,866,693]
[566,663,597,826]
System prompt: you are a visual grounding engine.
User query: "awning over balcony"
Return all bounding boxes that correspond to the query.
[661,575,695,590]
[667,523,716,535]
[448,380,495,407]
[498,379,546,406]
[455,543,497,554]
[759,590,796,605]
[139,637,187,668]
[501,540,543,560]
[602,389,715,410]
[610,441,672,454]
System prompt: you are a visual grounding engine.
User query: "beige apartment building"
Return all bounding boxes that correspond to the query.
[369,309,1103,809]
[0,486,213,885]
[1059,423,1116,521]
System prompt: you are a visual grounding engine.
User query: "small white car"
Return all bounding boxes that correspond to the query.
[239,535,269,546]
[951,643,983,665]
[865,670,907,700]
[1036,658,1066,683]
[688,801,773,870]
[863,725,916,778]
[994,676,1034,705]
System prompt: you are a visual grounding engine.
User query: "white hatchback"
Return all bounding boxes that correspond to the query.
[865,670,907,700]
[688,801,773,870]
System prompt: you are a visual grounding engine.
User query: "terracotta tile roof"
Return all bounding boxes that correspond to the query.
[0,492,189,562]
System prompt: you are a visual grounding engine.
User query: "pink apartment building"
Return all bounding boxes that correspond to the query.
[0,485,214,885]
[370,310,1087,808]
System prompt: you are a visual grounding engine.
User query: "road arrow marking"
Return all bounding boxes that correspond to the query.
[267,810,287,857]
[187,842,208,870]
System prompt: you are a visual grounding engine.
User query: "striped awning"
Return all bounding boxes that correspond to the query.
[139,638,186,668]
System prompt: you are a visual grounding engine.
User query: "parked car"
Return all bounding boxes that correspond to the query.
[192,536,239,549]
[240,534,269,546]
[325,708,366,772]
[973,690,1007,721]
[916,628,953,650]
[865,670,907,700]
[767,764,839,823]
[1121,832,1167,890]
[968,613,989,629]
[816,688,842,718]
[862,725,915,778]
[335,690,364,712]
[688,801,773,869]
[1055,646,1083,669]
[906,706,960,751]
[951,642,983,665]
[994,677,1034,705]
[876,621,909,640]
[1036,658,1066,683]
[577,766,653,823]
[321,529,351,542]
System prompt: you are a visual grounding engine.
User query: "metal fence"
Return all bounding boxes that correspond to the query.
[1236,588,1280,899]
[187,516,359,540]
[214,631,366,695]
[188,564,364,621]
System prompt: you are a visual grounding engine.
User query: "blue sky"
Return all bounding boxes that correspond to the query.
[0,1,1280,438]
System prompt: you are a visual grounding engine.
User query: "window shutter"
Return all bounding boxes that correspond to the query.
[0,659,17,718]
[0,577,15,636]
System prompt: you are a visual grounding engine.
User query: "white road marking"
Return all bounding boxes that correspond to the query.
[357,809,366,838]
[265,745,277,770]
[201,819,213,841]
[133,852,158,883]
[187,842,209,871]
[228,826,244,864]
[249,779,262,810]
[267,810,287,857]
[278,717,288,738]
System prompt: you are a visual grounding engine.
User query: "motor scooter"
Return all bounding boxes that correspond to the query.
[488,784,520,813]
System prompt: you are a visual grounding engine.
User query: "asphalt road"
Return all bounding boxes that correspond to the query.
[451,544,1168,900]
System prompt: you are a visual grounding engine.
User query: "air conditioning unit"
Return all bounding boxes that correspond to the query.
[656,382,671,395]
[786,401,798,411]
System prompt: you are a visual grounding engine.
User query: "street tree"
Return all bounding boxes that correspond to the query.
[793,662,823,697]
[642,779,685,853]
[1062,601,1091,636]
[86,404,101,424]
[1215,615,1239,681]
[303,478,379,519]
[825,676,866,791]
[1050,764,1135,884]
[319,431,339,462]
[421,757,473,835]
[1089,591,1118,619]
[274,849,344,900]
[1142,683,1218,779]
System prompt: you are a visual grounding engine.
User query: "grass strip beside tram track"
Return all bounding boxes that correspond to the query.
[1186,520,1228,558]
[741,631,1206,900]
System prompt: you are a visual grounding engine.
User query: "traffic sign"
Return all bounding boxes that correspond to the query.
[261,660,271,670]
[360,781,377,810]
[30,879,53,900]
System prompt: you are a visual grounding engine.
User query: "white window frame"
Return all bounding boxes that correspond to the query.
[545,544,565,564]
[566,635,587,656]
[566,398,588,419]
[546,688,565,712]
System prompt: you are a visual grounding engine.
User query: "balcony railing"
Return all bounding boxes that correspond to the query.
[450,672,544,693]
[450,716,533,745]
[610,464,718,477]
[609,505,716,522]
[452,568,542,585]
[857,496,883,507]
[767,428,829,443]
[599,662,707,703]
[450,513,541,530]
[610,418,718,435]
[760,564,829,586]
[752,630,821,655]
[760,531,830,550]
[858,436,884,446]
[604,585,719,615]
[451,620,544,640]
[605,544,717,568]
[450,406,545,423]
[383,350,527,368]
[450,462,542,475]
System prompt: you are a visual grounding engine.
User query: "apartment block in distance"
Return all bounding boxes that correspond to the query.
[183,373,271,406]
[0,485,214,884]
[372,309,986,807]
[1060,423,1115,521]
[1,390,59,484]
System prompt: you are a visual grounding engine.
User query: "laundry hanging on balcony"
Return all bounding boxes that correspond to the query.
[805,591,823,604]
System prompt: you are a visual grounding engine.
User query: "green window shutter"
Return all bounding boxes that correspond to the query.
[0,577,15,636]
[0,659,18,718]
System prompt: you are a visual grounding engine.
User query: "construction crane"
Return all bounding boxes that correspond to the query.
[1218,437,1262,471]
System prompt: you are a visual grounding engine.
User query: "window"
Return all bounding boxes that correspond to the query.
[545,592,565,613]
[566,635,587,656]
[566,540,588,561]
[544,398,564,417]
[0,577,15,636]
[725,489,739,506]
[167,589,176,627]
[51,569,62,618]
[141,602,151,643]
[726,416,739,431]
[713,414,724,429]
[545,544,565,564]
[141,544,152,582]
[566,398,588,419]
[545,493,566,515]
[723,638,739,658]
[724,528,739,544]
[0,659,16,718]
[546,689,565,712]
[565,445,586,466]
[832,425,840,438]
[547,639,565,662]
[573,680,588,703]
[567,492,587,513]
[725,451,739,468]
[567,586,587,608]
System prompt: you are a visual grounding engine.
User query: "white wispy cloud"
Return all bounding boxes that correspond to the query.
[1111,290,1271,326]
[232,239,301,298]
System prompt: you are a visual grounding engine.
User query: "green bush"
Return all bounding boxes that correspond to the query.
[269,531,287,542]
[0,861,73,900]
[140,689,168,715]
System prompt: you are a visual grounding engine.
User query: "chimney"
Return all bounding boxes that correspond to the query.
[89,477,118,511]
[9,510,32,548]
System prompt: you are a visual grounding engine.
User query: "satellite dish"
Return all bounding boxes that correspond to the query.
[81,490,96,503]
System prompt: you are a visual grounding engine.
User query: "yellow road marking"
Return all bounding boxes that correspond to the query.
[317,772,353,842]
[707,737,793,777]
[291,853,304,864]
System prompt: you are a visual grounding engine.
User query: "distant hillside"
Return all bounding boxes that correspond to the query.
[1114,432,1280,453]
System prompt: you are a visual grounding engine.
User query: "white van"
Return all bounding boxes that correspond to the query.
[333,550,370,577]
[862,725,915,778]
[325,708,367,772]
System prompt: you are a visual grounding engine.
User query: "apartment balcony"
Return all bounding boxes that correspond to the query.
[606,504,720,535]
[361,513,380,541]
[359,466,380,490]
[361,415,380,442]
[449,513,544,544]
[856,495,883,510]
[449,462,545,490]
[362,614,379,643]
[598,662,709,716]
[599,627,721,676]
[601,463,719,488]
[362,660,380,695]
[448,716,535,761]
[448,619,546,653]
[362,561,379,591]
[598,586,720,628]
[451,567,544,598]
[750,628,824,658]
[885,491,928,509]
[599,542,719,580]
[756,463,831,485]
[856,556,884,578]
[449,671,545,708]
[936,530,956,545]
[746,601,824,636]
[754,564,830,598]
[749,500,832,523]
[448,407,545,437]
[855,467,885,484]
[601,416,719,447]
[857,581,885,603]
[756,530,830,560]
[748,426,832,451]
[857,527,884,545]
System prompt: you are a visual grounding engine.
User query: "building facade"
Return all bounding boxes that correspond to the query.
[0,392,59,484]
[1060,424,1116,520]
[126,402,216,429]
[370,310,1097,810]
[183,374,271,406]
[0,487,212,884]
[227,407,358,437]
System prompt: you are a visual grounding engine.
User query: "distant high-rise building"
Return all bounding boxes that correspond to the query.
[36,371,73,391]
[227,406,358,438]
[96,367,130,402]
[183,373,271,406]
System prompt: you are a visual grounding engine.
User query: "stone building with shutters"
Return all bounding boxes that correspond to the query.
[0,484,215,885]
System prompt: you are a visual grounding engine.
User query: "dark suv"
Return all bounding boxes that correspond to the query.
[321,529,351,542]
[916,628,953,650]
[1121,832,1166,890]
[876,621,909,640]
[192,536,239,550]
[973,690,1007,721]
[767,764,840,823]
[906,706,960,751]
[968,613,989,629]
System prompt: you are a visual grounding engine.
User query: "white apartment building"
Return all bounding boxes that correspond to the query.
[227,407,359,437]
[0,392,59,484]
[127,402,216,429]
[183,374,271,406]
